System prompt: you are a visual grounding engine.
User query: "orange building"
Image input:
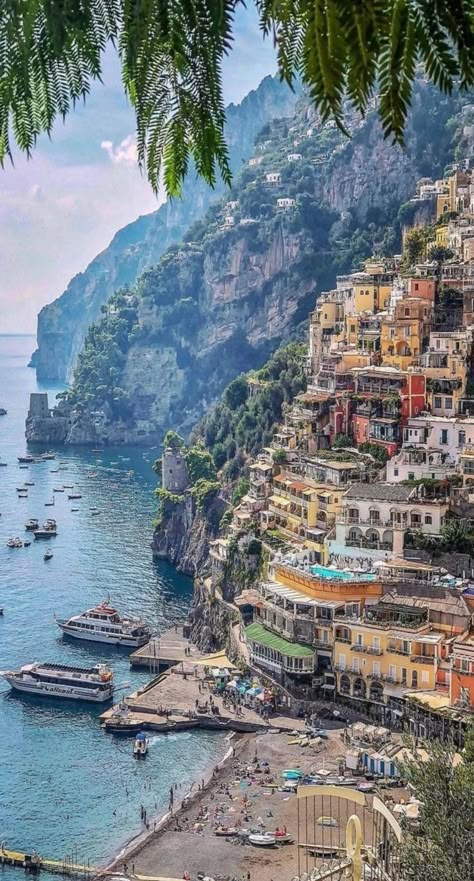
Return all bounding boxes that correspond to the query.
[408,277,436,301]
[450,631,474,709]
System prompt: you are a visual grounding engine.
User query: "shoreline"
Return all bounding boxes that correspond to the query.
[103,731,245,876]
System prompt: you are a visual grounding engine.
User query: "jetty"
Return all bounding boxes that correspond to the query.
[129,629,203,671]
[0,847,182,881]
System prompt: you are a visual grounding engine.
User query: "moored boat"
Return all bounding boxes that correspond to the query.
[44,550,53,561]
[56,601,150,648]
[248,833,276,847]
[68,493,82,499]
[18,455,35,464]
[1,662,114,702]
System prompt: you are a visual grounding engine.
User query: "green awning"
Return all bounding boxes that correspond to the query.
[245,622,314,658]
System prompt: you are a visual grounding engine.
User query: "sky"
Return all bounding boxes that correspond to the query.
[0,6,276,334]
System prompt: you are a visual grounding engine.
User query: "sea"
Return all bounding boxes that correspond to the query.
[0,335,226,871]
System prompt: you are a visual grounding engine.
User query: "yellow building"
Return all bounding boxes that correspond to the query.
[435,224,449,247]
[380,297,432,370]
[263,474,343,559]
[354,283,376,314]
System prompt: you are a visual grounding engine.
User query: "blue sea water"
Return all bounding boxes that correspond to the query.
[0,335,226,870]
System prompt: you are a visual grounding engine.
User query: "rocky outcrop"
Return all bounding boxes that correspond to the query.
[187,579,237,653]
[152,493,227,576]
[33,76,299,382]
[25,415,69,444]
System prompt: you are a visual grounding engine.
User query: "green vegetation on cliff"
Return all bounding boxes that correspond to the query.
[193,341,307,480]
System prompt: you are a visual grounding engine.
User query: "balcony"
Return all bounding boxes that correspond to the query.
[387,645,410,656]
[351,645,383,655]
[411,655,435,664]
[334,636,351,645]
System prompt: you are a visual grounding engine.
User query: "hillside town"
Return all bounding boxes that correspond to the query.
[164,163,474,743]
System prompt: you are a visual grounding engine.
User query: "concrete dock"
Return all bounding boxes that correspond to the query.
[129,629,203,671]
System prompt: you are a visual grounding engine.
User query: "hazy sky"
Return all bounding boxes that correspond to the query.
[0,6,276,334]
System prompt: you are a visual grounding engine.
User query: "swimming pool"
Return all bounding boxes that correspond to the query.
[310,563,376,581]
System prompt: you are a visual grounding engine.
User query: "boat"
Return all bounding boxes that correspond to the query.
[40,452,56,460]
[55,601,151,648]
[50,469,59,473]
[133,732,148,758]
[68,494,82,500]
[71,508,79,512]
[18,465,28,469]
[18,455,35,464]
[24,481,35,487]
[44,500,55,507]
[63,484,74,489]
[0,608,3,615]
[0,461,8,467]
[215,827,239,837]
[7,537,24,548]
[44,550,53,561]
[33,520,57,539]
[92,449,104,453]
[24,540,31,548]
[25,519,39,531]
[16,486,28,492]
[0,407,7,415]
[1,662,114,702]
[91,510,101,516]
[53,488,65,493]
[248,833,276,847]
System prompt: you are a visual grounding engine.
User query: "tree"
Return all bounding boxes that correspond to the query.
[162,430,185,451]
[403,227,426,266]
[428,245,454,263]
[2,1,474,196]
[400,736,474,881]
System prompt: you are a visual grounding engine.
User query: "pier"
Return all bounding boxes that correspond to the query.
[129,629,203,671]
[0,847,182,881]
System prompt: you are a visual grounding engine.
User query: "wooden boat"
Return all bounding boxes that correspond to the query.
[215,827,239,837]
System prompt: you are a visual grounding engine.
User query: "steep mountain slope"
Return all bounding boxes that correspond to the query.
[27,80,470,447]
[32,75,299,382]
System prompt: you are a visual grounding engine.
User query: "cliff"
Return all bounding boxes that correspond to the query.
[151,491,227,576]
[33,79,469,446]
[32,76,299,382]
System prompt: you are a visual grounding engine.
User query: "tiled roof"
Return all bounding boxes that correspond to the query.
[344,483,414,502]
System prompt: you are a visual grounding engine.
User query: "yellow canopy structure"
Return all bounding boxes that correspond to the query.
[191,650,236,669]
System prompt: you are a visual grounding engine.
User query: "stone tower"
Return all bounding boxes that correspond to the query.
[28,393,50,419]
[161,447,189,492]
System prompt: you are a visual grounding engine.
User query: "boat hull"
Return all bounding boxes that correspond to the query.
[4,675,113,702]
[58,621,149,648]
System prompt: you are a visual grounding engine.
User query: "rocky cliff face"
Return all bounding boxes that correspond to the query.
[33,76,299,382]
[151,492,227,576]
[34,80,468,446]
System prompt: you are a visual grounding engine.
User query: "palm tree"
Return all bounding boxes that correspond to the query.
[1,0,474,196]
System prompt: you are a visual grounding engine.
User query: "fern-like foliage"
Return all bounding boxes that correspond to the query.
[1,0,474,196]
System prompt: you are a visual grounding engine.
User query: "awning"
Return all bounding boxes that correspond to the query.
[269,494,290,508]
[193,651,236,668]
[245,622,314,658]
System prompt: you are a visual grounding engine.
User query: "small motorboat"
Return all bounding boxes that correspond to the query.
[44,550,53,561]
[63,484,74,489]
[50,469,59,473]
[18,465,28,469]
[25,519,39,530]
[18,455,35,464]
[71,508,79,512]
[91,509,101,516]
[24,481,35,487]
[68,494,82,500]
[0,461,8,467]
[133,732,148,758]
[53,487,65,493]
[248,833,276,848]
[7,537,24,548]
[45,500,55,507]
[0,608,4,615]
[24,540,31,547]
[0,407,7,415]
[40,452,56,460]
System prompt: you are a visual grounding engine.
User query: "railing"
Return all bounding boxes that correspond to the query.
[351,645,383,655]
[334,636,351,644]
[387,646,410,656]
[338,516,393,527]
[411,655,435,664]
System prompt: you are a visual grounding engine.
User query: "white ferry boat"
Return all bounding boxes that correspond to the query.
[56,601,150,648]
[1,662,113,702]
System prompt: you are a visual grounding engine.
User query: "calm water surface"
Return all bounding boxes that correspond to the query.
[0,335,225,869]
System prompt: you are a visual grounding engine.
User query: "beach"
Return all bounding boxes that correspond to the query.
[112,727,349,881]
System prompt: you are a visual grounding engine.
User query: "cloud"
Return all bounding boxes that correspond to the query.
[101,134,138,166]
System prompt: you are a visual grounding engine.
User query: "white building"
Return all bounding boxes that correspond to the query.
[276,197,296,211]
[386,448,456,483]
[249,156,263,167]
[265,171,281,186]
[287,153,302,162]
[403,415,474,463]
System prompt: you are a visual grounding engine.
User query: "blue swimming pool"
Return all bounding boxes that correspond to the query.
[310,563,376,581]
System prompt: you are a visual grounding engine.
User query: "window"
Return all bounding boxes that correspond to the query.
[352,658,360,673]
[434,397,442,409]
[401,668,407,684]
[389,665,396,680]
[461,659,470,673]
[322,630,329,644]
[356,634,364,647]
[404,326,411,337]
[441,429,449,445]
[351,324,356,333]
[402,640,409,655]
[372,661,380,677]
[394,468,399,476]
[414,282,419,291]
[436,337,441,349]
[338,653,346,670]
[408,472,415,480]
[445,398,453,410]
[373,636,380,651]
[425,514,433,524]
[459,431,466,446]
[422,671,429,684]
